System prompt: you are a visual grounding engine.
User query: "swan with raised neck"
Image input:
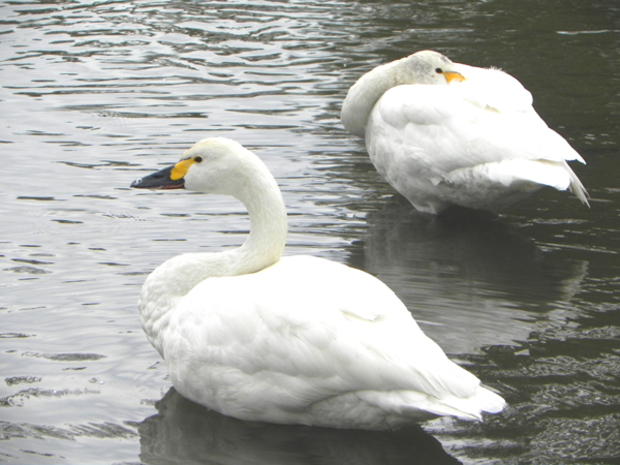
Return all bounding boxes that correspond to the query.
[130,138,287,356]
[129,137,505,430]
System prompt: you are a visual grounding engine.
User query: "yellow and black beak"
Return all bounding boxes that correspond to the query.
[130,158,194,190]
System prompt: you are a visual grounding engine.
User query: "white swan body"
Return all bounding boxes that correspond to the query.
[130,137,505,430]
[341,50,588,214]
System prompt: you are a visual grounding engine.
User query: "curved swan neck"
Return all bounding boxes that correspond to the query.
[230,168,288,275]
[186,148,289,277]
[341,52,455,138]
[138,144,288,357]
[341,60,403,138]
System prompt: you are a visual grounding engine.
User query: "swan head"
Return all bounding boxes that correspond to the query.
[130,138,266,196]
[341,50,465,137]
[397,50,465,85]
[130,137,288,277]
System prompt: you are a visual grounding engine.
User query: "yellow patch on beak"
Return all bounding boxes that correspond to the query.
[171,158,194,181]
[443,71,466,83]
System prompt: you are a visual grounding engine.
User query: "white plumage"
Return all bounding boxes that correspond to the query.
[130,137,505,430]
[341,50,589,214]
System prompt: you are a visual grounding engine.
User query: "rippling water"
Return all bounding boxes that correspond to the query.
[1,1,619,464]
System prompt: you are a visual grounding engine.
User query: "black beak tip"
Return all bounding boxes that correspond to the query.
[130,165,185,190]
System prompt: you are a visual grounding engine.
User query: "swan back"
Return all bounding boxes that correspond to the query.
[162,254,505,428]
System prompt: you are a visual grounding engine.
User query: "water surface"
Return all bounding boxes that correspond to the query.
[1,1,619,464]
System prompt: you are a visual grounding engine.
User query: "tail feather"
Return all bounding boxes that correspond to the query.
[359,386,506,422]
[458,158,590,206]
[567,168,589,207]
[437,386,506,420]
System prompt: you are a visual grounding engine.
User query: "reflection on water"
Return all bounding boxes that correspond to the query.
[140,388,460,465]
[355,197,589,354]
[428,305,620,463]
[1,0,619,464]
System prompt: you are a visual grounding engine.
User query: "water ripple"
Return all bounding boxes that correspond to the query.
[1,1,619,464]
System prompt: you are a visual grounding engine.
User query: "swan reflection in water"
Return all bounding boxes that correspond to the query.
[352,196,588,355]
[139,388,461,465]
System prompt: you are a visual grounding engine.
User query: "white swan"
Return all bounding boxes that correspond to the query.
[341,50,589,214]
[130,137,505,430]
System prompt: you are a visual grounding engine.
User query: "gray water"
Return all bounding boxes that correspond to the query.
[1,1,619,464]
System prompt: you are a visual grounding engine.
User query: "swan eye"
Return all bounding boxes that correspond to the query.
[194,156,203,163]
[435,68,443,74]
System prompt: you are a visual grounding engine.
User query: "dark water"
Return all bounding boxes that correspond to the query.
[1,1,619,464]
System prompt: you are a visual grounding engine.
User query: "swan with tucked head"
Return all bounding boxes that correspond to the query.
[341,50,588,214]
[130,137,505,430]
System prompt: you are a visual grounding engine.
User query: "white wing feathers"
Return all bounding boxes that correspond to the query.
[368,82,588,204]
[165,255,496,421]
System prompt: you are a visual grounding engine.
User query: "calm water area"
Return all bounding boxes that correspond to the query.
[1,1,619,463]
